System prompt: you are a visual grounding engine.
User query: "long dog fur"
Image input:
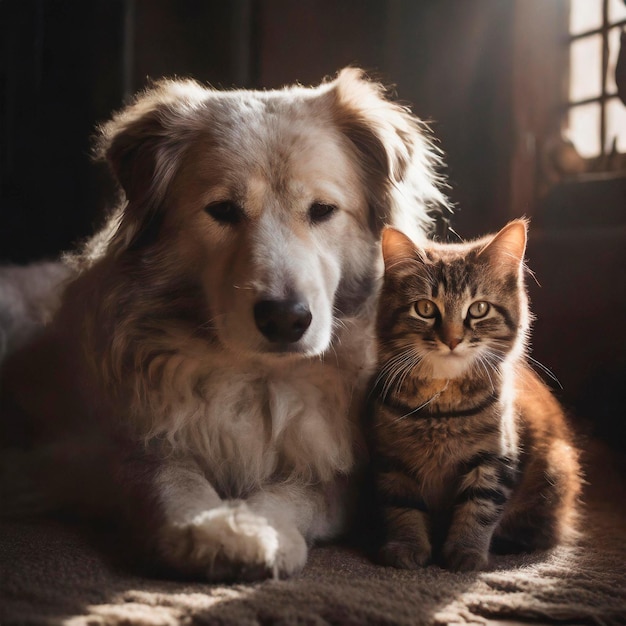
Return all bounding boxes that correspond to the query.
[0,68,448,581]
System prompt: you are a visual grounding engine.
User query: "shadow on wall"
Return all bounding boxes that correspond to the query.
[526,224,626,451]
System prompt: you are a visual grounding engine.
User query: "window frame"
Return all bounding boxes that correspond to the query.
[566,0,626,158]
[509,0,626,223]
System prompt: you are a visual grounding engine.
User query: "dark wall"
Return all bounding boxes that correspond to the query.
[1,1,121,263]
[383,1,516,239]
[1,0,517,264]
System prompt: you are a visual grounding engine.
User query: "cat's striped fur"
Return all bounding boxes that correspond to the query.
[366,220,581,571]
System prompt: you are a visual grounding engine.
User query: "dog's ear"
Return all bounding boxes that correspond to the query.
[94,80,207,252]
[328,68,450,242]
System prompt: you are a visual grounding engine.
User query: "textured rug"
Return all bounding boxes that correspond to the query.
[1,441,625,626]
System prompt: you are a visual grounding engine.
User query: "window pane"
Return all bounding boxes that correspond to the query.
[607,26,623,94]
[609,0,626,23]
[569,103,601,157]
[606,97,626,152]
[570,35,603,102]
[570,0,602,35]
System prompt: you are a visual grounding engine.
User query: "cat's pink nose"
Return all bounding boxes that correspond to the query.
[447,337,462,351]
[441,326,463,350]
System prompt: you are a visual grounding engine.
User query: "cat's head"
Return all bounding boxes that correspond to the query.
[378,220,530,380]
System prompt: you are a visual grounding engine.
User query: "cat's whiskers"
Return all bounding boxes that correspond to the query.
[474,353,497,393]
[379,355,406,400]
[373,346,424,403]
[395,379,450,422]
[482,347,506,371]
[527,355,563,389]
[396,350,424,395]
[372,350,410,400]
[386,350,422,399]
[483,342,511,362]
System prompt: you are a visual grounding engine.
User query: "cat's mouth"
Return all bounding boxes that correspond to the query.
[428,350,475,379]
[440,347,468,358]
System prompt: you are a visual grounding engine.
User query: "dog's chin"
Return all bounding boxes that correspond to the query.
[259,337,332,362]
[217,330,331,363]
[261,344,316,360]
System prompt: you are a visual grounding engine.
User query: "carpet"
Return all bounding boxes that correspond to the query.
[1,441,625,626]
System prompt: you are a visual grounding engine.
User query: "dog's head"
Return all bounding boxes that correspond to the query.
[94,68,449,359]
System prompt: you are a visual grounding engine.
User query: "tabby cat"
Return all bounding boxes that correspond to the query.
[366,219,581,572]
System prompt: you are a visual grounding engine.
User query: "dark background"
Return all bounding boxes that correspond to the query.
[1,0,625,448]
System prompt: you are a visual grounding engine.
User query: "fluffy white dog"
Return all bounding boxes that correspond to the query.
[0,68,448,581]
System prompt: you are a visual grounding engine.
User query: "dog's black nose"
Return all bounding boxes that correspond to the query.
[254,299,312,344]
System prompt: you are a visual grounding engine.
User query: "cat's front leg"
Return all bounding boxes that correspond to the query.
[371,463,432,568]
[443,456,515,572]
[378,506,432,569]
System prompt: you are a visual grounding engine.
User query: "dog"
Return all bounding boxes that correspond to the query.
[0,68,448,581]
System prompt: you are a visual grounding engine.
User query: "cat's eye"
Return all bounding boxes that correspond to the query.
[414,299,437,319]
[468,301,490,318]
[205,201,244,225]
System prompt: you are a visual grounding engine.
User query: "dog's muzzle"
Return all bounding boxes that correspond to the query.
[253,298,312,344]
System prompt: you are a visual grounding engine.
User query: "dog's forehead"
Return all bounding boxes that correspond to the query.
[178,90,362,208]
[209,90,336,149]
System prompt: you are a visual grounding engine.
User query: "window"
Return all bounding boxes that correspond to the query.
[567,0,626,159]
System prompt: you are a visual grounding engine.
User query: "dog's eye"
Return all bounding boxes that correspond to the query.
[309,202,337,224]
[204,201,244,225]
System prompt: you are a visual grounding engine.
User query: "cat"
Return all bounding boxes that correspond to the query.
[365,219,582,572]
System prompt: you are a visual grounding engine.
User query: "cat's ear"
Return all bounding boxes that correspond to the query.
[478,219,528,270]
[381,227,420,268]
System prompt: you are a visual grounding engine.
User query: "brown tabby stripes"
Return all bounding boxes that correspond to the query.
[365,220,582,571]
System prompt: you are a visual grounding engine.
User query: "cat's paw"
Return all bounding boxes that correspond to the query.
[378,540,431,569]
[442,543,489,572]
[158,501,307,581]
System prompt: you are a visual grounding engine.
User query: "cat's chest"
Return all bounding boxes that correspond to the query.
[381,413,486,451]
[410,418,488,466]
[377,411,501,503]
[418,419,493,506]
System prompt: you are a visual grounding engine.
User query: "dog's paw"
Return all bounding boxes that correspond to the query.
[378,539,431,569]
[158,501,307,581]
